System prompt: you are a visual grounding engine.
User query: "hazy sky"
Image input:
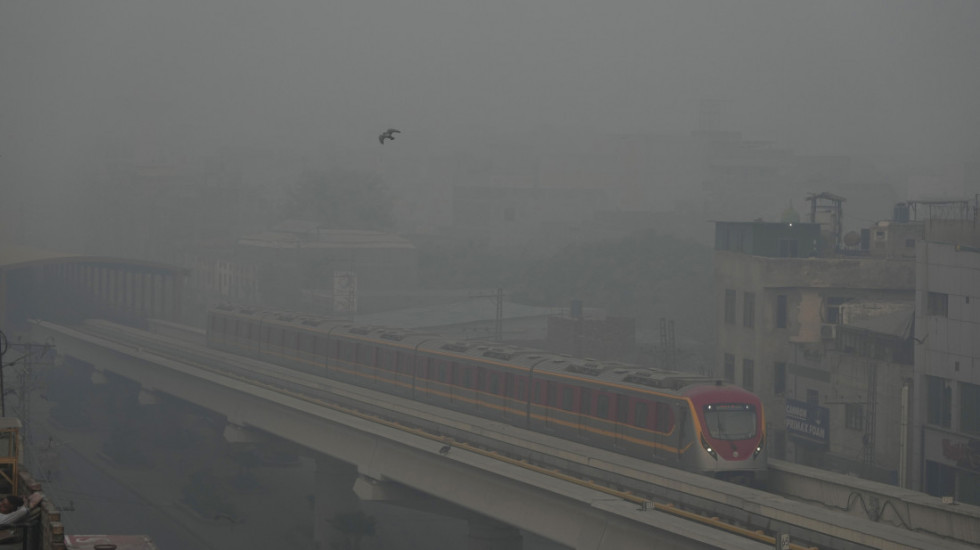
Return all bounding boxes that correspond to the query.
[2,1,979,196]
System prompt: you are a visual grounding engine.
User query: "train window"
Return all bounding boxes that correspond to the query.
[378,349,394,370]
[397,352,413,374]
[317,337,329,357]
[300,333,316,354]
[634,401,649,428]
[453,365,471,387]
[515,377,527,400]
[339,342,355,363]
[285,331,299,352]
[488,372,500,394]
[616,395,629,423]
[703,404,756,440]
[504,373,513,397]
[356,344,375,366]
[531,380,544,404]
[561,387,574,411]
[655,403,674,433]
[437,362,447,382]
[477,368,487,390]
[547,382,558,407]
[597,393,610,418]
[269,328,283,348]
[580,388,592,415]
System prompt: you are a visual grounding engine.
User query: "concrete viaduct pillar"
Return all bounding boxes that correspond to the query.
[467,517,522,550]
[314,455,360,550]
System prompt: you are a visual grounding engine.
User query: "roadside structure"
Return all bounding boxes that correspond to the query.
[714,193,979,501]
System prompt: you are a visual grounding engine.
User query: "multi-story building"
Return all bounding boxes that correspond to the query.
[716,194,980,500]
[713,218,915,463]
[912,240,980,505]
[796,300,915,483]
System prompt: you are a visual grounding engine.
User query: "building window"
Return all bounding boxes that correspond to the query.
[742,359,754,392]
[774,362,786,395]
[845,403,864,430]
[806,389,819,406]
[775,295,788,328]
[961,382,980,435]
[826,296,847,324]
[927,292,949,317]
[724,289,736,324]
[743,292,755,328]
[905,238,916,248]
[778,239,799,258]
[927,376,952,428]
[718,229,730,250]
[724,353,735,382]
[925,461,956,499]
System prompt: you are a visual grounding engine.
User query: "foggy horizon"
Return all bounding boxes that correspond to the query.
[2,1,979,230]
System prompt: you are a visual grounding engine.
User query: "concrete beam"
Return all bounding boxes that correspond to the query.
[137,388,159,405]
[354,477,472,519]
[222,423,264,444]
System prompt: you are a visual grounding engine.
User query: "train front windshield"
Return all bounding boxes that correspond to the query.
[704,404,757,440]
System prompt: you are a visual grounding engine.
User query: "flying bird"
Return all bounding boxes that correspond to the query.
[379,128,401,144]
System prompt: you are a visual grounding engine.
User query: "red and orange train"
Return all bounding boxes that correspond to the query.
[207,305,767,484]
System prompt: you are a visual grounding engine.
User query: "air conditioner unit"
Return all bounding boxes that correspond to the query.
[820,323,837,340]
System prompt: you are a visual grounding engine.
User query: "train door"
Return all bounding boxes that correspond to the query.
[515,375,531,428]
[501,372,514,421]
[298,332,316,374]
[544,381,559,432]
[267,326,283,362]
[614,393,629,449]
[596,391,611,445]
[316,336,330,374]
[671,402,687,466]
[475,367,486,411]
[450,363,463,406]
[356,343,376,386]
[578,387,592,439]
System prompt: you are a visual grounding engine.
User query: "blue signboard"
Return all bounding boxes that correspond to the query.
[786,399,829,446]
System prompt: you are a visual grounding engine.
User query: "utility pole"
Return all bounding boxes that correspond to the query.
[470,288,504,341]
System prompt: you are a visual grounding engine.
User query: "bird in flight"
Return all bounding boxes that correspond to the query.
[379,128,401,144]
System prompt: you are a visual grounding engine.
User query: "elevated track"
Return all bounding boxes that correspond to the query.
[32,319,979,550]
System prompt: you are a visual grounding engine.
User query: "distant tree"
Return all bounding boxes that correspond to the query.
[327,509,377,550]
[280,169,394,230]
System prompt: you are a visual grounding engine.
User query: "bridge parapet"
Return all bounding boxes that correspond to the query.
[769,459,980,545]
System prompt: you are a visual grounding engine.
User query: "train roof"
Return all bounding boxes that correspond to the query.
[210,304,727,393]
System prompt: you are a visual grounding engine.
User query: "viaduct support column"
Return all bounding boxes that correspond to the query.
[467,517,522,550]
[313,455,360,550]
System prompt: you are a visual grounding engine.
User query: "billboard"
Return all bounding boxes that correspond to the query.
[786,399,829,446]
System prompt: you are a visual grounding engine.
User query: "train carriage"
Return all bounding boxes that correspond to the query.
[206,305,767,484]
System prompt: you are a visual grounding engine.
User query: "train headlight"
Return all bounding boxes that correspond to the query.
[753,434,765,459]
[700,435,718,460]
